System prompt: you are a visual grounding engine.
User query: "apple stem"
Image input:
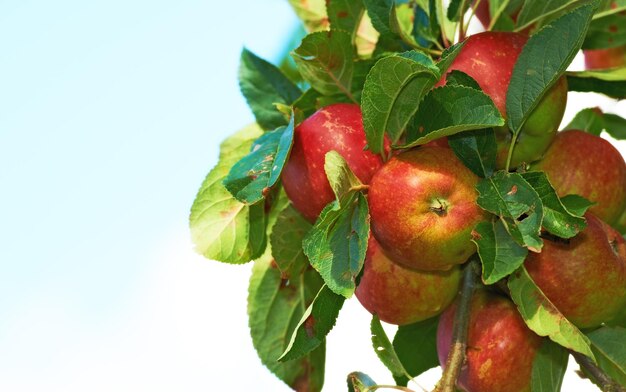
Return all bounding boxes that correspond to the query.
[434,258,480,392]
[572,352,626,392]
[350,184,370,193]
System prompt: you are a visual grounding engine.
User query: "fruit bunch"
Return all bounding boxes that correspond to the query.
[190,0,626,391]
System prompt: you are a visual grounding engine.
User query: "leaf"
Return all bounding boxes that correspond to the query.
[506,3,597,136]
[566,68,626,99]
[448,128,498,178]
[392,316,440,385]
[530,339,569,392]
[447,0,470,21]
[248,252,325,392]
[347,371,377,391]
[507,266,595,358]
[239,49,302,130]
[588,327,626,387]
[400,85,504,149]
[371,315,411,383]
[189,125,267,264]
[472,220,528,285]
[515,0,581,32]
[288,0,329,32]
[361,52,439,153]
[303,192,370,297]
[270,205,312,278]
[584,11,626,49]
[444,69,481,89]
[362,0,394,36]
[292,30,356,99]
[279,284,346,361]
[563,107,605,135]
[224,116,295,204]
[328,0,365,38]
[604,113,626,140]
[324,151,363,203]
[521,171,587,238]
[476,172,544,252]
[560,194,595,217]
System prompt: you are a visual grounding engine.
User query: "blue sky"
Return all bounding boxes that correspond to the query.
[0,1,622,390]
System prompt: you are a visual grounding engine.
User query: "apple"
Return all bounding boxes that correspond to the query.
[281,103,384,222]
[439,31,568,169]
[368,146,488,271]
[584,45,626,69]
[355,236,461,326]
[532,130,626,226]
[525,212,626,328]
[437,290,542,392]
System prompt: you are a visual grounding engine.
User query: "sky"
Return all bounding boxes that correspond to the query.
[0,1,624,391]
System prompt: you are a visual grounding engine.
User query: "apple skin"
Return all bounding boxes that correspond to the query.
[368,146,488,271]
[355,236,461,325]
[437,290,542,392]
[525,213,626,328]
[584,45,626,69]
[532,130,626,226]
[438,32,568,169]
[281,103,384,222]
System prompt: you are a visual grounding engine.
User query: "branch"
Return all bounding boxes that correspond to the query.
[572,352,626,392]
[434,258,479,392]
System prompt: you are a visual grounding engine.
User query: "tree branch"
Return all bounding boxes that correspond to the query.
[572,352,626,392]
[434,258,479,392]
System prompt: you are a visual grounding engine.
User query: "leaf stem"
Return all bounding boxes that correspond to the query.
[457,0,468,42]
[464,0,482,36]
[572,352,626,392]
[434,258,479,392]
[363,385,415,392]
[504,131,519,172]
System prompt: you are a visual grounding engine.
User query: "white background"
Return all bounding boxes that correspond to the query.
[1,1,624,391]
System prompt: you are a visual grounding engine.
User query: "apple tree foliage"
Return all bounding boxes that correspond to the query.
[190,0,626,390]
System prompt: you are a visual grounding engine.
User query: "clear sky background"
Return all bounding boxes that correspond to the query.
[0,1,624,391]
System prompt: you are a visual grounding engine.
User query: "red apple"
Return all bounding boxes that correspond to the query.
[439,32,568,169]
[437,290,542,392]
[281,103,384,222]
[525,212,626,328]
[355,236,461,325]
[368,146,488,271]
[533,130,626,226]
[584,45,626,69]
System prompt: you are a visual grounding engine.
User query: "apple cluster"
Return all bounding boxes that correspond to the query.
[281,31,626,392]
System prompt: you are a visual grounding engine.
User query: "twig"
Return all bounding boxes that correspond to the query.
[363,385,415,392]
[434,259,479,392]
[572,352,626,392]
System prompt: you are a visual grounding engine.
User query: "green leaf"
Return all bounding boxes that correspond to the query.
[400,85,504,148]
[566,68,626,99]
[515,0,581,32]
[324,151,363,203]
[436,41,465,74]
[588,327,626,387]
[508,266,595,358]
[530,339,569,392]
[270,205,312,277]
[303,192,370,297]
[584,11,626,49]
[472,220,528,285]
[279,284,346,361]
[224,116,295,205]
[448,128,498,178]
[447,0,470,21]
[288,0,329,32]
[445,70,481,89]
[392,316,440,385]
[371,315,411,383]
[506,3,597,136]
[521,171,587,238]
[476,172,544,252]
[292,30,356,99]
[362,0,394,36]
[604,113,626,140]
[189,125,267,264]
[564,107,605,135]
[328,0,365,39]
[560,194,595,217]
[361,52,439,153]
[239,49,302,130]
[248,252,325,392]
[347,371,377,391]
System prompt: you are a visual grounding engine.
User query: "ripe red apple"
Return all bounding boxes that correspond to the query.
[368,146,488,271]
[525,213,626,328]
[439,32,568,169]
[355,236,461,325]
[533,130,626,226]
[281,103,384,222]
[437,290,542,392]
[584,45,626,69]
